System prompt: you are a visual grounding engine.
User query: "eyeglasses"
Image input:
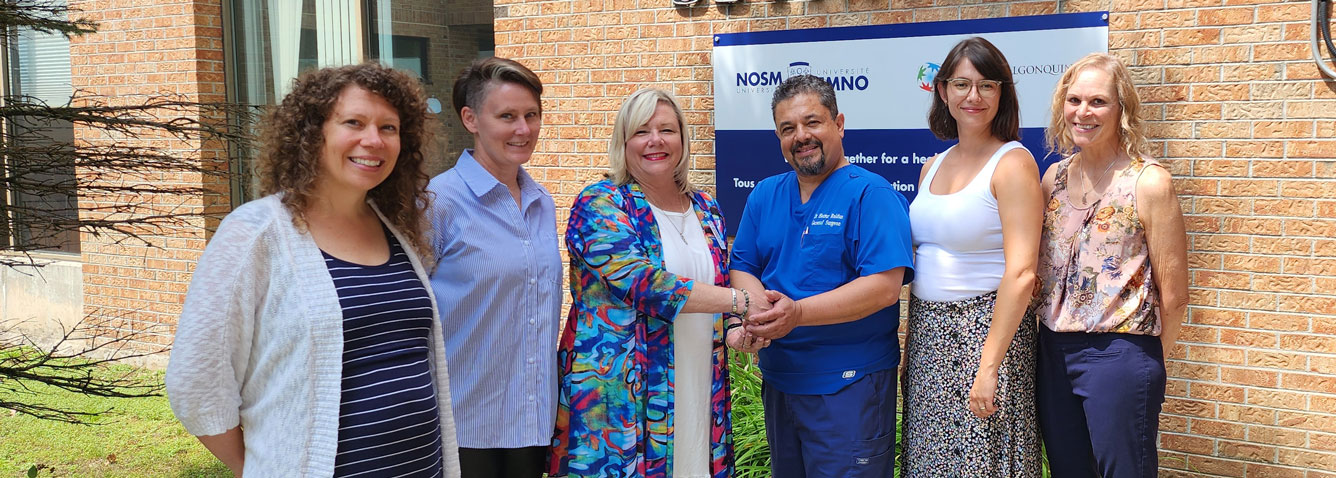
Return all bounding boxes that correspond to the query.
[939,78,1005,98]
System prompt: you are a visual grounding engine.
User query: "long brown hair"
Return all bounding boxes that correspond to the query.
[257,63,434,261]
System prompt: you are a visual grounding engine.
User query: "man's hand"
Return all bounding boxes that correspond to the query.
[745,290,801,340]
[726,326,771,353]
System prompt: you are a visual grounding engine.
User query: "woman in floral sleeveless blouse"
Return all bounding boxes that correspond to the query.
[1034,53,1189,478]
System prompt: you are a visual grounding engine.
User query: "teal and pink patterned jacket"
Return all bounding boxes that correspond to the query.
[549,180,734,478]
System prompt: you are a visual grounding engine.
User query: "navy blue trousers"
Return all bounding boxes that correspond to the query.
[1037,327,1166,478]
[762,368,898,478]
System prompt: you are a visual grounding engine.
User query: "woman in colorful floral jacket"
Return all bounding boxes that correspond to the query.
[548,88,769,478]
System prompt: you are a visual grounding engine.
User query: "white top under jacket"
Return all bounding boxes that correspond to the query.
[165,194,461,478]
[650,202,715,478]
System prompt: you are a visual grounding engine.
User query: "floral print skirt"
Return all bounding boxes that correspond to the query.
[902,291,1041,477]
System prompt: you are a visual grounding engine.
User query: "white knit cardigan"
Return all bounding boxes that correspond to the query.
[165,194,461,477]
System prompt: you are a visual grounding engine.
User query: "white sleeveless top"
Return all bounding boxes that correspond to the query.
[908,141,1025,302]
[649,203,713,478]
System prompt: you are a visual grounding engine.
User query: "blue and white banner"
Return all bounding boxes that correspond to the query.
[712,12,1108,232]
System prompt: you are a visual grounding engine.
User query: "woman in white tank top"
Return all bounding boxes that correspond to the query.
[900,37,1045,477]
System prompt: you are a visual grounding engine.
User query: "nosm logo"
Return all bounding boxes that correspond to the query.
[735,61,872,92]
[917,62,940,92]
[788,61,811,77]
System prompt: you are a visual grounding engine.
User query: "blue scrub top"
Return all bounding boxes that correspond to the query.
[730,164,914,395]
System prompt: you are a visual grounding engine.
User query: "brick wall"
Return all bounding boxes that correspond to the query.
[68,0,228,356]
[494,0,1336,475]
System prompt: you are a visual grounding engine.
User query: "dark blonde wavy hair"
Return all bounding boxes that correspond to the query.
[1045,53,1151,159]
[257,62,434,261]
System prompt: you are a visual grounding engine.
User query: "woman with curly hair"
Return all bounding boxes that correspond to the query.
[166,63,461,478]
[1035,52,1188,478]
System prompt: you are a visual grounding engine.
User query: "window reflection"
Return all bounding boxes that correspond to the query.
[228,0,494,202]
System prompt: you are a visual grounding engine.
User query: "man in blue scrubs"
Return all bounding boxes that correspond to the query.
[730,74,914,478]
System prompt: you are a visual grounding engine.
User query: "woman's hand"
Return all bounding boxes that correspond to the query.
[741,288,772,322]
[726,326,770,353]
[968,368,999,419]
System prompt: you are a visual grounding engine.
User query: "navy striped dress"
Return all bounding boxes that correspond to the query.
[325,231,444,478]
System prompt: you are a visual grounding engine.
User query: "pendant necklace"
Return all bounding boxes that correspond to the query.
[1078,155,1119,206]
[660,206,692,243]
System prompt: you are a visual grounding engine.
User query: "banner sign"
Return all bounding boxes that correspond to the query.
[711,12,1108,232]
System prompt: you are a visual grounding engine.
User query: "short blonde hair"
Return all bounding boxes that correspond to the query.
[607,88,694,194]
[1045,53,1151,159]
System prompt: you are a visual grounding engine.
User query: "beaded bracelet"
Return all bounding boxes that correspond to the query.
[730,288,739,316]
[741,289,751,321]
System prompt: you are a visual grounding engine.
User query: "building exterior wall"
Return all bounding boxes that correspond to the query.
[66,0,228,357]
[19,0,1332,475]
[0,259,83,346]
[494,0,1336,476]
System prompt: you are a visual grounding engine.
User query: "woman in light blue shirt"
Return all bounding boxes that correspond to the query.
[425,57,560,478]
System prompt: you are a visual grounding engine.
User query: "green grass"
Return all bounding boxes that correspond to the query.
[0,369,230,478]
[728,352,770,478]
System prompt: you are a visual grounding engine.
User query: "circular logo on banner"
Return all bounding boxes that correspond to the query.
[788,61,811,78]
[917,62,940,92]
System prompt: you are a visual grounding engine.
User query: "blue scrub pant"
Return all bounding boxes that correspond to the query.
[762,368,897,478]
[1037,327,1166,478]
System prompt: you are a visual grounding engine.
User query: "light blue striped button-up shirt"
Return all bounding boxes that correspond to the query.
[427,150,562,449]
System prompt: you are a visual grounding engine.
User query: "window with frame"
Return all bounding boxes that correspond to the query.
[1,1,79,254]
[227,0,495,205]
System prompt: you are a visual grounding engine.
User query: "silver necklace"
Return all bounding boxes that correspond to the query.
[659,207,692,243]
[1076,155,1119,205]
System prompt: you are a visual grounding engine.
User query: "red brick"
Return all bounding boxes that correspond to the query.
[1162,432,1216,454]
[1225,140,1285,158]
[1192,83,1248,101]
[1219,291,1275,310]
[1190,382,1247,403]
[1276,448,1336,470]
[1249,312,1311,331]
[1254,121,1316,139]
[1278,295,1336,316]
[1255,43,1314,62]
[1199,121,1251,139]
[1247,388,1308,410]
[1255,198,1316,216]
[1198,7,1254,25]
[1165,398,1218,419]
[1253,274,1313,293]
[1314,434,1336,453]
[1222,218,1283,237]
[1220,440,1276,462]
[1139,10,1195,28]
[1257,3,1309,22]
[1313,356,1336,375]
[1193,45,1250,63]
[1280,334,1336,354]
[1243,463,1305,478]
[1220,404,1279,425]
[1284,257,1336,275]
[1185,456,1247,477]
[1288,141,1336,159]
[1221,367,1280,388]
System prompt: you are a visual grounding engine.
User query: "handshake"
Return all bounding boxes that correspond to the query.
[726,289,799,354]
